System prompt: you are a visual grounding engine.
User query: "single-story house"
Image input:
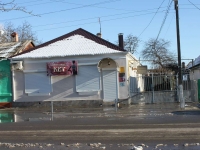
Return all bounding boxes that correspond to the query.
[0,32,35,108]
[10,28,140,107]
[188,55,200,102]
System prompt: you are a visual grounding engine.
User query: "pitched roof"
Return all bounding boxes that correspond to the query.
[0,40,34,58]
[12,28,126,59]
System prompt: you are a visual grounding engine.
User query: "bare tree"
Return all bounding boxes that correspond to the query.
[116,34,139,54]
[2,21,42,45]
[124,34,139,54]
[141,38,176,68]
[16,21,41,44]
[0,0,35,15]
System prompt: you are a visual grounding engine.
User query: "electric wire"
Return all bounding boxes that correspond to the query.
[34,11,169,32]
[164,14,175,38]
[32,7,169,28]
[0,3,197,23]
[1,0,199,40]
[138,0,166,38]
[0,0,122,22]
[0,6,171,23]
[188,0,200,10]
[16,0,46,5]
[155,0,173,42]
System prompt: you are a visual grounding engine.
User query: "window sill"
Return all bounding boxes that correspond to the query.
[27,93,50,96]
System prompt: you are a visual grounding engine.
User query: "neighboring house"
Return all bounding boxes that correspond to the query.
[10,28,140,107]
[188,55,200,102]
[0,32,35,108]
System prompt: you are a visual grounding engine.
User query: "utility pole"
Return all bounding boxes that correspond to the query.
[174,0,184,108]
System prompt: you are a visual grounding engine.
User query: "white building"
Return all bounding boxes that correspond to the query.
[10,28,140,106]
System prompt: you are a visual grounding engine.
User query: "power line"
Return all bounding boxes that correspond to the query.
[34,11,168,32]
[164,13,175,38]
[0,6,171,23]
[22,0,121,8]
[0,4,196,23]
[0,0,122,22]
[24,0,127,9]
[138,0,166,38]
[155,0,173,42]
[32,8,169,28]
[16,0,46,4]
[188,0,200,10]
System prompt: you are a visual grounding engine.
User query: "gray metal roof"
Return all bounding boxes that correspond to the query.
[12,28,127,59]
[13,35,125,59]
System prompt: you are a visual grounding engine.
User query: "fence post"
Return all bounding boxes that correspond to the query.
[151,73,154,103]
[51,101,53,121]
[180,85,185,109]
[176,75,179,102]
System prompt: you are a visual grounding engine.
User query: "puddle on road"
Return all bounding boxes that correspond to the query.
[0,103,198,124]
[0,110,52,123]
[0,112,14,123]
[0,106,124,123]
[172,110,200,115]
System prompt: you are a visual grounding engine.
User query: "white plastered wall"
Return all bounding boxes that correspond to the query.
[12,53,129,102]
[126,53,143,96]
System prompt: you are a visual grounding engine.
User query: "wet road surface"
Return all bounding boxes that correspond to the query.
[0,103,200,149]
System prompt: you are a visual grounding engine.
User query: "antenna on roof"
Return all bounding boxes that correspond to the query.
[96,18,102,38]
[99,17,101,34]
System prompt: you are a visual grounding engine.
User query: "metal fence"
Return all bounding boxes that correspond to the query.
[129,74,194,103]
[129,74,178,94]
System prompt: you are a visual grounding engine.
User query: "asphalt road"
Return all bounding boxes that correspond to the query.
[0,103,200,149]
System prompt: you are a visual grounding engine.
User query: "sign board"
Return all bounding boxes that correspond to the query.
[137,66,147,74]
[183,75,188,81]
[119,67,125,73]
[47,61,78,76]
[118,67,125,86]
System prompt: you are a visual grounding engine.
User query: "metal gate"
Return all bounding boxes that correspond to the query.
[129,74,182,103]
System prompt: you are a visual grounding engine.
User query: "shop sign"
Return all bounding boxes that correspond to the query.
[47,61,78,76]
[183,75,188,81]
[119,67,125,86]
[137,66,147,74]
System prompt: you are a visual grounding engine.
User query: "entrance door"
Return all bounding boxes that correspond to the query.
[102,70,117,102]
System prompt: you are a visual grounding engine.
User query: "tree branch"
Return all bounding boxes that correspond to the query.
[0,0,39,16]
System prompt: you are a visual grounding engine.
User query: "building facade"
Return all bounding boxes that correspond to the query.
[0,32,35,107]
[11,28,140,106]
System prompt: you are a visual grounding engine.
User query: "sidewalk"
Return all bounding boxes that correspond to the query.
[1,101,200,113]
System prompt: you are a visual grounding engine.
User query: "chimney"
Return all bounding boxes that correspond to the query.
[118,33,124,49]
[11,32,18,42]
[97,33,102,38]
[182,62,185,69]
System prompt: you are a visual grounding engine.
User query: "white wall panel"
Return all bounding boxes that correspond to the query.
[76,65,100,92]
[25,72,52,95]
